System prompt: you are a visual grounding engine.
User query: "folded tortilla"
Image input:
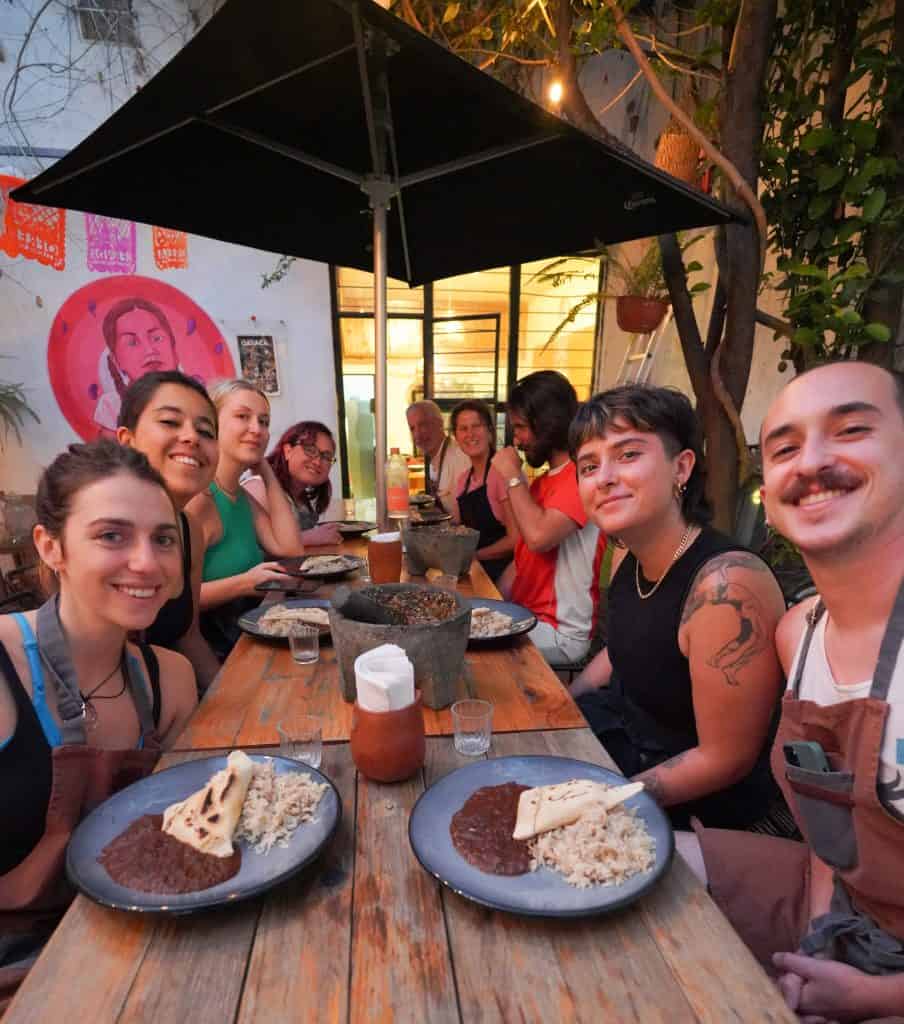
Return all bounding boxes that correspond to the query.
[513,779,644,841]
[162,751,254,857]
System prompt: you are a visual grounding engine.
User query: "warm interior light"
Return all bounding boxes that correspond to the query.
[548,80,563,105]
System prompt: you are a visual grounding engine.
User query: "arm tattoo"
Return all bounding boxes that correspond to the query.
[636,750,690,807]
[679,552,771,687]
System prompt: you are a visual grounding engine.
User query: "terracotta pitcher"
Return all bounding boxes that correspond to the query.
[350,692,425,782]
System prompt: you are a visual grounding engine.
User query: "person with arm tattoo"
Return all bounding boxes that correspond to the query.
[568,385,787,829]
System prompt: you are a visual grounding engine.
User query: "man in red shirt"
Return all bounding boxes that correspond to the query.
[492,371,605,666]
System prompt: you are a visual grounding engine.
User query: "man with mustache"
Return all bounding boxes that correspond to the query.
[678,362,904,1022]
[491,370,605,667]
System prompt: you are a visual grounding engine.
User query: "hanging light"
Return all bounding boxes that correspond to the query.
[548,79,564,106]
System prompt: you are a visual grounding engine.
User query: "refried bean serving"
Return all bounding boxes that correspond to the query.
[450,782,532,875]
[99,814,242,894]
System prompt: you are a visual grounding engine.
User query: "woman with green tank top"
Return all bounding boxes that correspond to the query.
[187,380,303,659]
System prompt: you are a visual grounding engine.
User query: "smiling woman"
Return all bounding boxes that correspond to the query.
[117,370,222,691]
[0,440,197,1001]
[568,385,790,832]
[186,379,304,661]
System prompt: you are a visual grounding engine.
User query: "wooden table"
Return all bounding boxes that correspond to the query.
[5,728,795,1023]
[176,540,585,749]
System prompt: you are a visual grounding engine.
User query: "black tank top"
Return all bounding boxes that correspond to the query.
[0,640,162,875]
[607,527,763,753]
[146,511,193,649]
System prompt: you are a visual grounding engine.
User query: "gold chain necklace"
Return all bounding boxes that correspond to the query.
[635,524,697,600]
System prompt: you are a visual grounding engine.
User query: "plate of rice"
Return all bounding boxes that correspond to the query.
[239,599,332,641]
[408,755,673,917]
[66,754,341,914]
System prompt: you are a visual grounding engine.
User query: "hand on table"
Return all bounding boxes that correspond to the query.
[242,561,297,594]
[773,952,885,1023]
[491,446,524,483]
[304,523,342,546]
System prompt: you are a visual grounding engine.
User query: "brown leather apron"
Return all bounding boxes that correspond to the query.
[772,583,904,973]
[0,598,161,1009]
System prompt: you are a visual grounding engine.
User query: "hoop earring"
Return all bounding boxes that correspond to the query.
[674,481,687,501]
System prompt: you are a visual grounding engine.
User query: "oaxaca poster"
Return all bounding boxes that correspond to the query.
[47,274,236,439]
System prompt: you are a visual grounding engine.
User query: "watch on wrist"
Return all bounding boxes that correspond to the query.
[507,475,523,490]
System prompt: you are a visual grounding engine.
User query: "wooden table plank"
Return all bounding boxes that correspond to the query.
[174,539,585,751]
[349,766,460,1022]
[236,742,356,1024]
[3,898,154,1024]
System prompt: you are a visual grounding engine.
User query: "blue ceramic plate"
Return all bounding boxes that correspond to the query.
[409,755,673,917]
[466,598,537,646]
[66,754,341,914]
[238,598,332,640]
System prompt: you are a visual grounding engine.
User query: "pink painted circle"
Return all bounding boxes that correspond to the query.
[48,275,235,439]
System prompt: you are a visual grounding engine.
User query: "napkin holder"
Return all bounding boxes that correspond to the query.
[351,691,425,782]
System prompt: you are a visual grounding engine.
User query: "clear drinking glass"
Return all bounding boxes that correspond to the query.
[277,716,323,769]
[288,623,320,664]
[451,699,493,756]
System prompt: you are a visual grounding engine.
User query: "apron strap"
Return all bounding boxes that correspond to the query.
[870,574,904,701]
[35,594,157,745]
[790,599,826,698]
[35,596,87,745]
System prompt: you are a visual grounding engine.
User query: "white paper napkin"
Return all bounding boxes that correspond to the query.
[354,643,415,711]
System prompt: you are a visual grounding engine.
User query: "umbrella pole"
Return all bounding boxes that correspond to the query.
[373,195,388,528]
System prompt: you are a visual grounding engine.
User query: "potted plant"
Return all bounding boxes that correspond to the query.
[610,241,672,333]
[532,234,710,348]
[0,361,39,448]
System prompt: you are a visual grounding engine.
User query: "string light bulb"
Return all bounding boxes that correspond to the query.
[548,79,563,105]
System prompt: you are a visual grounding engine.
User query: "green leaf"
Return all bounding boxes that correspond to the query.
[792,327,819,347]
[863,187,887,222]
[847,120,878,151]
[816,165,845,192]
[689,282,711,294]
[865,322,892,343]
[800,127,834,153]
[837,218,862,243]
[442,2,460,23]
[684,261,703,273]
[836,262,870,281]
[808,194,833,219]
[837,308,862,325]
[787,261,828,279]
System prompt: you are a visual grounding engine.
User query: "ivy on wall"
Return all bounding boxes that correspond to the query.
[761,0,904,369]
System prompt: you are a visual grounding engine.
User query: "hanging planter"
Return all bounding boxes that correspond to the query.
[655,118,702,187]
[616,295,670,334]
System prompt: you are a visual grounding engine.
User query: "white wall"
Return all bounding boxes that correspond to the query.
[0,1,341,507]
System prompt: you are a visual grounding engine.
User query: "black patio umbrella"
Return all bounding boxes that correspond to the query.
[14,0,738,521]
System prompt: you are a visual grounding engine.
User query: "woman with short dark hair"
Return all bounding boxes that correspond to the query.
[569,385,788,830]
[450,399,518,582]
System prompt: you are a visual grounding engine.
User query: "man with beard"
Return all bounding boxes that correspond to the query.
[677,362,904,1023]
[406,400,470,513]
[491,370,605,667]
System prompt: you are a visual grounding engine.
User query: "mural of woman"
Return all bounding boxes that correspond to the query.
[94,298,180,435]
[47,275,236,442]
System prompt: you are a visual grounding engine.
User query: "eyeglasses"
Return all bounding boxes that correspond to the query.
[293,441,337,466]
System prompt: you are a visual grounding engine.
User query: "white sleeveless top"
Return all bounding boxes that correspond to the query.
[788,612,904,820]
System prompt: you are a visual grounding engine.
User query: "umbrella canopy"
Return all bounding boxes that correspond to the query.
[13,0,736,282]
[14,0,739,520]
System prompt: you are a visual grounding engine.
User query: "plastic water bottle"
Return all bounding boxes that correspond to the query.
[386,448,410,520]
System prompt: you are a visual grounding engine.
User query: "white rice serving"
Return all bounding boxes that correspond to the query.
[529,805,655,888]
[236,761,328,853]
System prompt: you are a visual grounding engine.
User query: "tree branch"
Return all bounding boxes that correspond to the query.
[705,277,727,356]
[755,309,793,338]
[659,234,707,387]
[555,0,612,140]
